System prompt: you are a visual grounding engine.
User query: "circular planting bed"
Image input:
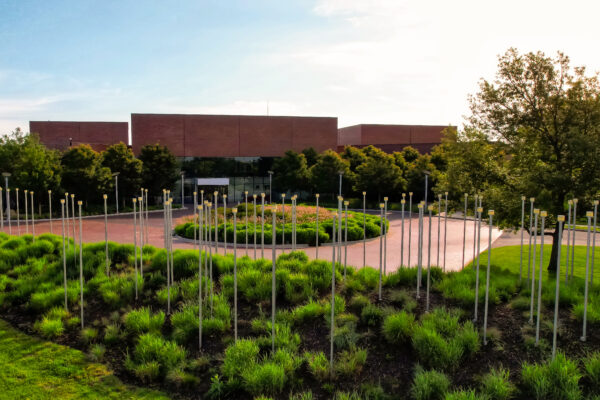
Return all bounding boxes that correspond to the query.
[174,204,387,246]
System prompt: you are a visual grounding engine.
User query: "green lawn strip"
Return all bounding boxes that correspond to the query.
[0,319,169,400]
[474,244,600,283]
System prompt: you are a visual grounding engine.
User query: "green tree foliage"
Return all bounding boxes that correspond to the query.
[272,150,309,194]
[138,144,179,200]
[0,129,62,197]
[308,149,349,199]
[354,145,406,201]
[101,143,142,203]
[441,48,600,270]
[61,145,112,205]
[301,148,319,168]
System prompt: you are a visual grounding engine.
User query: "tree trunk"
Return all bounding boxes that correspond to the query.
[547,220,561,273]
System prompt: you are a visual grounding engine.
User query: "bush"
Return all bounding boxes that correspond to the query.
[222,339,260,381]
[480,367,514,400]
[243,362,286,395]
[333,323,361,350]
[383,311,415,344]
[305,351,329,382]
[335,347,367,378]
[89,343,106,362]
[388,289,418,312]
[104,324,122,344]
[584,352,600,392]
[521,352,582,400]
[284,273,314,303]
[291,300,325,325]
[444,390,487,400]
[171,304,199,344]
[411,367,450,400]
[34,317,64,338]
[80,327,98,344]
[386,267,418,287]
[124,307,165,336]
[127,333,187,380]
[348,294,370,313]
[361,303,383,327]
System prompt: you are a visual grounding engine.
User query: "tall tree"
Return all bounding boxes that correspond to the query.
[309,149,350,200]
[272,150,309,194]
[138,144,180,201]
[456,48,600,271]
[355,145,406,201]
[101,142,142,204]
[61,144,112,205]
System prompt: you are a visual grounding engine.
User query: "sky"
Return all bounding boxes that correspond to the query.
[1,0,600,141]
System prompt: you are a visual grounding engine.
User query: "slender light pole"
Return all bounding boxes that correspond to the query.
[337,195,342,264]
[30,191,35,242]
[133,198,138,300]
[22,189,27,235]
[571,199,578,281]
[529,209,540,325]
[383,197,388,276]
[565,200,572,284]
[207,201,214,317]
[16,188,20,235]
[232,207,238,342]
[253,194,257,259]
[223,194,227,255]
[473,206,483,322]
[164,195,170,315]
[437,193,442,267]
[417,202,423,298]
[378,203,384,301]
[70,194,76,256]
[214,191,219,256]
[64,193,69,249]
[592,200,599,285]
[535,211,547,345]
[181,172,185,208]
[552,215,565,359]
[198,203,203,350]
[281,194,285,249]
[472,194,478,267]
[362,191,366,268]
[78,200,84,328]
[48,190,53,234]
[344,200,349,279]
[145,188,149,245]
[271,205,277,354]
[103,194,109,276]
[483,209,495,345]
[193,191,198,250]
[268,171,273,204]
[408,192,413,268]
[529,198,537,284]
[261,193,265,258]
[330,214,337,370]
[2,173,10,235]
[426,204,433,312]
[113,172,120,214]
[61,199,68,311]
[338,172,343,198]
[245,191,249,255]
[582,210,593,342]
[316,194,320,259]
[0,187,3,231]
[423,170,430,207]
[443,192,448,272]
[519,196,525,282]
[462,193,468,269]
[138,196,144,277]
[401,194,406,268]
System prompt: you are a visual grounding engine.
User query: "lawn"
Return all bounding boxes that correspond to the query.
[0,319,168,400]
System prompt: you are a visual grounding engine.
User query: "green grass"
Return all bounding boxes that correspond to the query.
[0,319,168,399]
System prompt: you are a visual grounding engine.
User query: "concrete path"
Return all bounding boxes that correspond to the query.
[0,208,509,273]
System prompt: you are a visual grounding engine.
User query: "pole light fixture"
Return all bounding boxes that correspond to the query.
[112,172,120,214]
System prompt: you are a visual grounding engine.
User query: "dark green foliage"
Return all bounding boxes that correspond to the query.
[333,323,360,350]
[361,303,383,327]
[126,333,187,381]
[335,347,367,378]
[521,353,582,400]
[291,300,325,325]
[584,352,600,392]
[305,351,329,382]
[383,311,415,344]
[410,367,450,400]
[480,367,514,400]
[34,317,64,338]
[124,307,165,336]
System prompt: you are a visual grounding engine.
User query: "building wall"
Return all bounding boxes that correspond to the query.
[337,124,449,154]
[30,121,128,152]
[131,113,338,157]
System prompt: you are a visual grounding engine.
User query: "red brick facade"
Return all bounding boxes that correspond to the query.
[30,121,128,152]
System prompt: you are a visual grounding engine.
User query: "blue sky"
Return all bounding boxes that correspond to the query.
[2,0,600,139]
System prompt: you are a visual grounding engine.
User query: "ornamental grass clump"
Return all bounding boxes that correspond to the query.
[126,333,187,382]
[34,316,64,338]
[305,351,330,382]
[520,352,582,400]
[583,352,600,392]
[410,367,450,400]
[124,307,165,336]
[290,299,325,325]
[383,311,415,344]
[480,367,514,400]
[360,303,384,328]
[335,347,368,378]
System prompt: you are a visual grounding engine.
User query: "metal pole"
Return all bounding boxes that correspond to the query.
[71,194,75,257]
[223,194,227,255]
[529,209,539,325]
[261,193,265,258]
[4,175,10,235]
[338,196,342,264]
[437,193,441,267]
[244,191,248,255]
[214,192,219,256]
[268,171,273,205]
[0,187,3,231]
[253,194,257,259]
[472,194,478,266]
[271,205,277,354]
[408,192,413,268]
[16,188,20,235]
[49,190,53,234]
[519,196,525,282]
[64,193,69,249]
[426,205,433,312]
[443,192,448,272]
[30,191,35,242]
[592,201,599,285]
[115,175,119,214]
[363,191,366,268]
[233,207,238,342]
[78,201,84,328]
[103,194,109,276]
[60,200,68,311]
[552,216,564,359]
[565,200,571,283]
[316,194,320,259]
[23,190,27,235]
[582,211,593,342]
[339,173,342,198]
[474,207,482,322]
[281,194,285,250]
[133,198,138,300]
[208,202,213,317]
[164,195,170,315]
[145,189,149,245]
[193,191,197,250]
[424,172,429,207]
[571,199,578,280]
[462,193,467,269]
[401,194,406,267]
[417,202,423,298]
[344,200,348,279]
[139,196,144,277]
[181,173,185,207]
[535,211,547,345]
[378,203,384,301]
[383,197,388,276]
[198,203,203,350]
[483,210,494,345]
[330,215,337,370]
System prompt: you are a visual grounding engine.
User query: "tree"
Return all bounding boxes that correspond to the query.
[457,48,600,271]
[101,142,142,205]
[0,129,62,200]
[302,148,319,167]
[272,150,309,194]
[138,144,180,201]
[401,146,420,163]
[355,145,406,201]
[61,145,112,205]
[309,149,350,200]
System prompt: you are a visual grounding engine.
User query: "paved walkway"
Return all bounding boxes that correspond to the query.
[1,208,512,272]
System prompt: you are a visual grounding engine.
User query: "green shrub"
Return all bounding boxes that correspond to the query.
[305,351,330,381]
[291,300,325,325]
[284,273,314,303]
[334,392,362,400]
[242,362,285,395]
[584,352,600,392]
[171,304,198,344]
[34,317,64,338]
[509,296,530,310]
[222,339,260,381]
[104,324,122,344]
[383,311,415,344]
[444,390,487,400]
[521,352,582,400]
[98,274,137,308]
[335,347,367,378]
[388,289,418,312]
[80,327,98,344]
[480,367,514,400]
[386,267,418,287]
[166,368,200,389]
[127,333,187,380]
[290,391,314,400]
[124,307,165,336]
[89,343,106,362]
[324,295,346,326]
[361,303,383,327]
[45,306,69,320]
[348,294,370,313]
[411,367,451,400]
[333,322,360,350]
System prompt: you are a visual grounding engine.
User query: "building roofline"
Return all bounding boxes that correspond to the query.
[130,112,337,120]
